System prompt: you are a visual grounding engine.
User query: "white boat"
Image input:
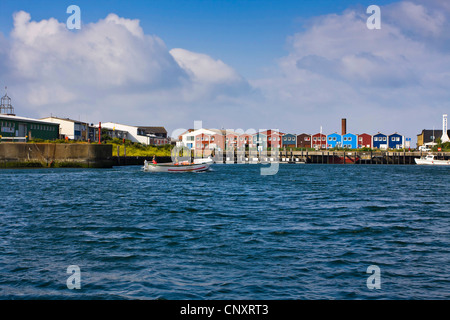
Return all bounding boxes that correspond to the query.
[193,156,214,164]
[414,154,450,165]
[143,160,211,172]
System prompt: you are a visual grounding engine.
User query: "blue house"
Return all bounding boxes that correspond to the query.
[327,133,342,149]
[342,133,357,149]
[282,133,297,148]
[388,133,404,149]
[373,132,388,149]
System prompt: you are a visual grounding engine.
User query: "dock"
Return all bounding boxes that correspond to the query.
[210,150,450,165]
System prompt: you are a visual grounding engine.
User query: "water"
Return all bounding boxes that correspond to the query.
[0,164,449,300]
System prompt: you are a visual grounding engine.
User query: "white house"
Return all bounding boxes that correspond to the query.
[178,128,222,150]
[41,116,89,140]
[100,122,169,145]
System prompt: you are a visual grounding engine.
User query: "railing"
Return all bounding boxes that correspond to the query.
[0,137,27,142]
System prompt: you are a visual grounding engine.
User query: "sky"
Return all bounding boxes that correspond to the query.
[0,0,449,142]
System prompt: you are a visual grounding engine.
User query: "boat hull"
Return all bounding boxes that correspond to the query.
[414,158,450,165]
[144,162,211,172]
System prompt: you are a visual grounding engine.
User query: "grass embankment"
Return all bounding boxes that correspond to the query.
[110,141,173,157]
[27,138,174,157]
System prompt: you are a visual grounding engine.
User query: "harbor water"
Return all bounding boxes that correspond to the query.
[0,164,449,299]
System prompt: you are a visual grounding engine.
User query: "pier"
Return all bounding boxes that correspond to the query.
[209,150,450,165]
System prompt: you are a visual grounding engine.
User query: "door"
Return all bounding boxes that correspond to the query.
[18,123,27,137]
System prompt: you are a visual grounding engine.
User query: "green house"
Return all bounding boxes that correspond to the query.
[0,114,60,141]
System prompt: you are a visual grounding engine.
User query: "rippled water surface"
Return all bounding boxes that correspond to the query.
[0,164,449,299]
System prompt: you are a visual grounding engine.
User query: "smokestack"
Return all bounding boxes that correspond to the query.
[341,118,347,135]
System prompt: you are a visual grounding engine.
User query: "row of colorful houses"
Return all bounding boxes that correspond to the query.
[289,132,405,150]
[179,128,406,152]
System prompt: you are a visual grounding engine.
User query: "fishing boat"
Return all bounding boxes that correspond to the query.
[143,160,211,172]
[414,154,450,165]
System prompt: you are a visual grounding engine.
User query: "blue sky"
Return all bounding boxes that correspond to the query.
[0,0,398,78]
[0,0,448,142]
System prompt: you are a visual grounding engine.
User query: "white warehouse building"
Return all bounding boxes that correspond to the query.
[100,122,169,145]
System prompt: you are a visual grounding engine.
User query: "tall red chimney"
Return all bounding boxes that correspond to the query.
[342,118,347,135]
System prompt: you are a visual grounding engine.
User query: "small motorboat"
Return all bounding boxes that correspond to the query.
[414,154,450,165]
[143,160,211,172]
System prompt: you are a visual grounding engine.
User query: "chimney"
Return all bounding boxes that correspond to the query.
[341,118,347,135]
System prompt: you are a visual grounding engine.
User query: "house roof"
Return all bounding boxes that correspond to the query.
[137,126,167,134]
[1,114,59,126]
[40,116,89,125]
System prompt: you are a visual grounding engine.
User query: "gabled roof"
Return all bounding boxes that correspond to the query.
[138,126,167,134]
[41,116,89,125]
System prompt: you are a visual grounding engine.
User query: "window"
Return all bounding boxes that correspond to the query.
[333,137,336,141]
[268,137,272,141]
[305,137,310,141]
[348,137,352,141]
[197,144,200,147]
[359,137,363,141]
[197,137,200,141]
[391,137,395,141]
[211,137,214,141]
[374,137,378,141]
[313,137,317,141]
[322,137,325,141]
[328,137,332,141]
[396,137,400,141]
[383,137,387,141]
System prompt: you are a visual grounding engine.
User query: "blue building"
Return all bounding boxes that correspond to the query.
[327,133,342,149]
[282,133,297,148]
[388,133,404,149]
[342,133,357,149]
[373,132,388,149]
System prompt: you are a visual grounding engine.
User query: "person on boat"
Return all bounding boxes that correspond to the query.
[152,155,157,164]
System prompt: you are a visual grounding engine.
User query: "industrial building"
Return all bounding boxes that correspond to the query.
[0,88,59,141]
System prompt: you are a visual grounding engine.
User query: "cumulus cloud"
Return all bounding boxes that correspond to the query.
[252,1,450,138]
[1,2,450,140]
[2,11,249,131]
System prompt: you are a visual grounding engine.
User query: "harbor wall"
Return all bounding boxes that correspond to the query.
[0,143,113,168]
[112,151,450,166]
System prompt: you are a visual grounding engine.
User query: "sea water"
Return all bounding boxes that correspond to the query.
[0,164,448,299]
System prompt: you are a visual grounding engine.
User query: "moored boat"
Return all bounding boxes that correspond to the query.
[414,154,450,165]
[143,160,211,172]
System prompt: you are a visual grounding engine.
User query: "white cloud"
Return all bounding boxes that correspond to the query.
[1,2,450,141]
[3,11,249,132]
[252,1,450,138]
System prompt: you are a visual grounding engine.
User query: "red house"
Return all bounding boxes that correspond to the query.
[237,133,253,149]
[311,133,327,149]
[357,133,372,149]
[260,130,285,149]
